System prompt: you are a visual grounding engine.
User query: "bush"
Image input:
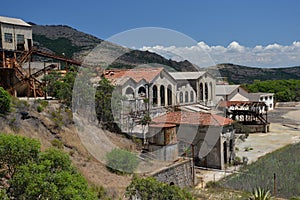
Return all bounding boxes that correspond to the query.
[51,139,64,149]
[126,176,195,199]
[206,181,221,188]
[0,87,11,115]
[106,148,139,174]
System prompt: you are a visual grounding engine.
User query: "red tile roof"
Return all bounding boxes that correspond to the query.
[103,67,164,84]
[152,111,233,126]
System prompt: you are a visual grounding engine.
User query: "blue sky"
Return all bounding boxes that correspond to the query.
[2,0,300,67]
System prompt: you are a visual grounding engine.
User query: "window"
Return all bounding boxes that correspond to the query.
[185,91,189,103]
[265,96,268,101]
[152,85,158,105]
[17,34,25,44]
[199,83,203,101]
[190,91,194,102]
[205,83,208,100]
[260,97,263,101]
[160,85,165,106]
[179,92,183,103]
[167,85,172,105]
[4,33,13,43]
[138,86,146,97]
[269,96,273,100]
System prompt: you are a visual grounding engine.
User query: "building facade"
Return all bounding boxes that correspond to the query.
[0,16,32,51]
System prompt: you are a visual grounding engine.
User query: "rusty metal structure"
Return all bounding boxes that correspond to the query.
[0,16,81,97]
[0,48,81,97]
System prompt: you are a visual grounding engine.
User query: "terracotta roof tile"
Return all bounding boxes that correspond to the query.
[103,68,164,84]
[152,111,233,126]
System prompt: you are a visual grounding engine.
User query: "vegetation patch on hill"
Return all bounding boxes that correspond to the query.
[219,142,300,199]
[242,79,300,102]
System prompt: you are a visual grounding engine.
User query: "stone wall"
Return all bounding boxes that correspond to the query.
[150,158,195,188]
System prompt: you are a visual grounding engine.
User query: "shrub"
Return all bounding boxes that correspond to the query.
[126,176,195,199]
[206,181,221,188]
[37,105,43,113]
[0,87,11,115]
[51,139,64,149]
[106,148,139,174]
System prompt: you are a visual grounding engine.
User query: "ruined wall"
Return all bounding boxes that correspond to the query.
[151,159,195,188]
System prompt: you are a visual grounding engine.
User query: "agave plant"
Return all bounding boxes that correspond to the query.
[248,187,272,200]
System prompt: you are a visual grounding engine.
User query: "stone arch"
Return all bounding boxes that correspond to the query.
[125,87,134,98]
[138,86,146,97]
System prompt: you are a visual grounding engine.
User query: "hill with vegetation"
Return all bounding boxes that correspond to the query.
[32,24,300,80]
[208,63,300,84]
[32,24,197,72]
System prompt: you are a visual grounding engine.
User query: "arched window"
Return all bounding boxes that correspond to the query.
[152,85,157,105]
[125,87,134,99]
[138,86,146,97]
[190,91,194,102]
[179,92,183,103]
[185,91,189,103]
[210,82,213,100]
[160,85,165,106]
[205,83,208,101]
[167,85,172,105]
[199,83,203,101]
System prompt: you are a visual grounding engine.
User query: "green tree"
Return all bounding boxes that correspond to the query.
[0,87,11,115]
[95,77,122,132]
[0,189,9,200]
[106,148,139,174]
[43,67,77,106]
[9,148,97,200]
[0,133,40,175]
[126,176,195,200]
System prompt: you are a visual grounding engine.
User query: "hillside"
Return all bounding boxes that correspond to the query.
[32,24,300,82]
[208,63,300,84]
[32,24,197,72]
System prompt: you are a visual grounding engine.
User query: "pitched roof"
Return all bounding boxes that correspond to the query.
[169,71,206,80]
[151,111,233,126]
[218,101,266,108]
[0,16,31,27]
[215,85,240,96]
[103,68,164,85]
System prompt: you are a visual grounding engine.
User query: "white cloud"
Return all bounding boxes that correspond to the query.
[140,41,300,68]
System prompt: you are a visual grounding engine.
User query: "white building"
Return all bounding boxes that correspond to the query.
[215,84,274,110]
[169,71,216,106]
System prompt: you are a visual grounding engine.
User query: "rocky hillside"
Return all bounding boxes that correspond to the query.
[32,24,197,72]
[207,63,300,84]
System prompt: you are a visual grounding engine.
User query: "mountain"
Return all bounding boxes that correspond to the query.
[32,24,300,82]
[207,63,300,84]
[32,24,198,72]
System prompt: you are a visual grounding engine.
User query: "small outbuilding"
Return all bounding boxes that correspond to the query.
[149,111,235,170]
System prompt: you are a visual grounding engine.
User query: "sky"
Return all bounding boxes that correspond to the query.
[2,0,300,68]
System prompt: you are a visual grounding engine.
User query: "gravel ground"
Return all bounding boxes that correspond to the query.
[198,103,300,186]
